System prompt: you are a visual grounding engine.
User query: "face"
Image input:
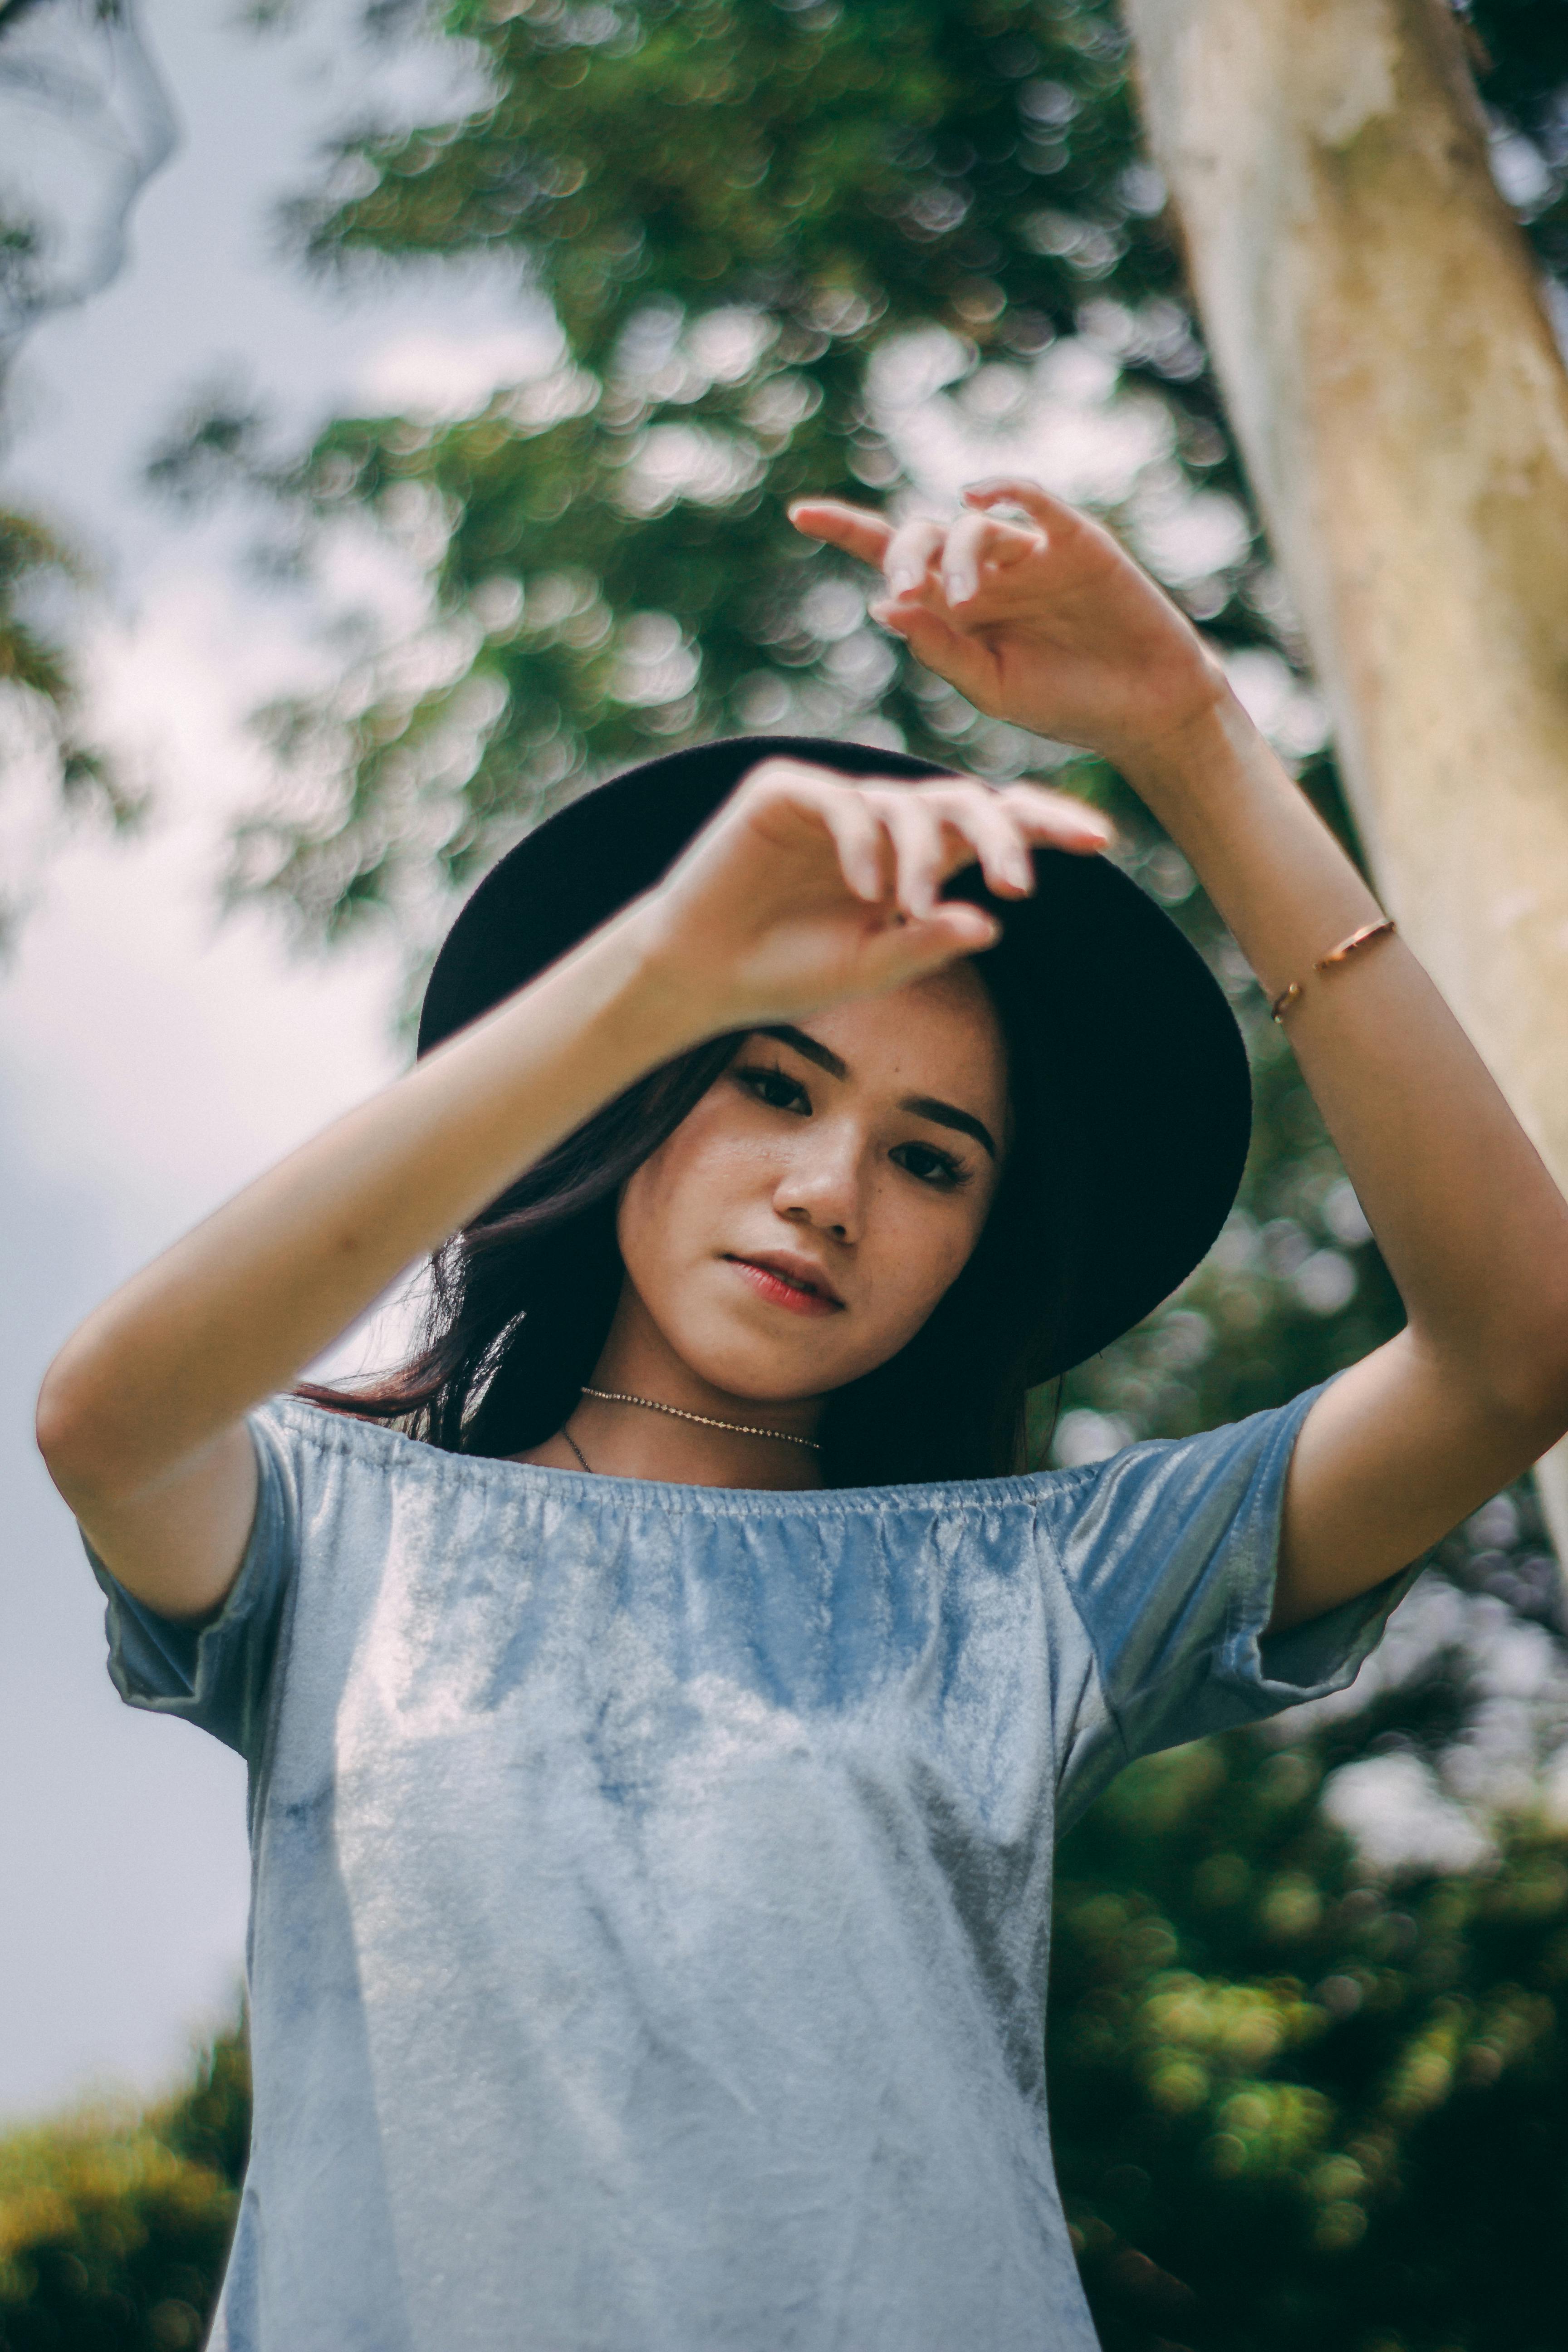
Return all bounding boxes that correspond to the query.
[615,963,1009,1406]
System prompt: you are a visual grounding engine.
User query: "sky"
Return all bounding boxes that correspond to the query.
[0,0,553,2120]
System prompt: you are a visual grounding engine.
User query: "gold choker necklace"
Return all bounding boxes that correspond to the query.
[578,1386,823,1453]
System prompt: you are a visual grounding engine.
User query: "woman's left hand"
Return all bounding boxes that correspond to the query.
[789,480,1226,773]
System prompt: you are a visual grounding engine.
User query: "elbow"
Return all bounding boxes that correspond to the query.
[35,1354,124,1513]
[36,1362,91,1504]
[1466,1326,1568,1458]
[1524,1362,1568,1458]
[1405,1274,1568,1458]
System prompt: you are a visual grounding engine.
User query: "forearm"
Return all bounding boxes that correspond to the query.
[1122,690,1568,1422]
[1123,691,1379,998]
[39,904,706,1510]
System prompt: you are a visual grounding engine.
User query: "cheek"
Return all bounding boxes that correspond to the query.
[616,1109,760,1292]
[616,1150,691,1301]
[857,1183,994,1340]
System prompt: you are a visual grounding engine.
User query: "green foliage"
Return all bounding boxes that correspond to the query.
[152,0,1284,939]
[1054,1735,1568,2352]
[153,0,1565,961]
[0,505,137,946]
[0,2026,248,2350]
[0,511,75,709]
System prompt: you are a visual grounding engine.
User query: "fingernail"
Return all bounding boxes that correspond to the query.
[946,569,977,605]
[887,566,921,596]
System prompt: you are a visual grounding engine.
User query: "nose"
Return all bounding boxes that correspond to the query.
[771,1118,866,1245]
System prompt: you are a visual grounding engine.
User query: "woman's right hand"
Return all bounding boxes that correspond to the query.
[629,757,1112,1035]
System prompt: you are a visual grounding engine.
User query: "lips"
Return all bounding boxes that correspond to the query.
[724,1252,845,1318]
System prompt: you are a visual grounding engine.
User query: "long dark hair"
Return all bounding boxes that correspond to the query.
[303,985,1069,1485]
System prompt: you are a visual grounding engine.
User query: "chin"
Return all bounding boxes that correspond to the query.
[684,1338,843,1405]
[656,1305,851,1405]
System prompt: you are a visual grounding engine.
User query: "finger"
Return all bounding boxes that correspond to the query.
[815,784,890,902]
[916,783,1037,897]
[740,758,892,899]
[862,788,950,921]
[961,477,1081,537]
[882,517,946,598]
[993,779,1115,854]
[868,593,1002,705]
[939,510,1035,608]
[787,498,894,568]
[856,900,1003,993]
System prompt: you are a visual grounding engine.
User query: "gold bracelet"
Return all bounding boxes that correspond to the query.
[1270,917,1396,1024]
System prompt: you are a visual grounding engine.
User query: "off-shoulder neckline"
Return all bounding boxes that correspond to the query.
[262,1391,1104,1520]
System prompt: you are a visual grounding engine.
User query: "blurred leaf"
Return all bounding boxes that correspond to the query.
[0,2022,249,2349]
[1051,1731,1568,2352]
[0,504,134,948]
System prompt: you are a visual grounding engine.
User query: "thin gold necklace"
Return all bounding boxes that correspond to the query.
[565,1385,823,1472]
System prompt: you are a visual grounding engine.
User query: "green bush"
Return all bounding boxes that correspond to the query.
[1054,1738,1568,2352]
[0,2031,248,2351]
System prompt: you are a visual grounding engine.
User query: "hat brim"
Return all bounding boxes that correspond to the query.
[418,736,1251,1377]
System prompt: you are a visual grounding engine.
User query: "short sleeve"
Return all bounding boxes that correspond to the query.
[88,1406,299,1764]
[1045,1384,1416,1825]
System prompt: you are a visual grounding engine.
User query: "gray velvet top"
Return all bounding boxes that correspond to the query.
[95,1389,1405,2352]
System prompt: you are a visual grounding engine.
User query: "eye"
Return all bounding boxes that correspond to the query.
[734,1061,811,1116]
[890,1139,969,1191]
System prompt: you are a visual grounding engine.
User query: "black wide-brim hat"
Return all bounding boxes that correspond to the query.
[419,736,1251,1378]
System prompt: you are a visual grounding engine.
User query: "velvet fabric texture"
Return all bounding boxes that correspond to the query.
[93,1396,1409,2351]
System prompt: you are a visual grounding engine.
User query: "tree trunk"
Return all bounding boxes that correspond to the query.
[1124,0,1568,1564]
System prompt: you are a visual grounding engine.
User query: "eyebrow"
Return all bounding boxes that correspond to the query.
[760,1025,999,1162]
[901,1094,999,1162]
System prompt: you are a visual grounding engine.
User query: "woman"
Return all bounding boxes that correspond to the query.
[39,482,1568,2350]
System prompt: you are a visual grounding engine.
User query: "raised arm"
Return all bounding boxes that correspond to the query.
[37,757,1104,1622]
[792,481,1568,1628]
